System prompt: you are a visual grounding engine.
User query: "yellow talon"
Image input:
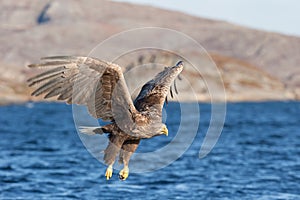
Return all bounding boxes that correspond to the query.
[119,167,129,181]
[105,165,113,180]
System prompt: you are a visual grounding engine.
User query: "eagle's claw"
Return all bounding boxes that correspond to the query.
[105,165,113,180]
[119,167,129,181]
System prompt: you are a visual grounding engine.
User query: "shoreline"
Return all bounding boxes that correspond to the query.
[1,98,299,107]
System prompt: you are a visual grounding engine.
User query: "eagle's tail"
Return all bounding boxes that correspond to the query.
[78,126,104,135]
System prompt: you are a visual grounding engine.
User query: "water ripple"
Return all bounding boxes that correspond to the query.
[0,102,299,199]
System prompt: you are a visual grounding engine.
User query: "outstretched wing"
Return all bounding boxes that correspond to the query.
[28,56,137,123]
[134,61,183,112]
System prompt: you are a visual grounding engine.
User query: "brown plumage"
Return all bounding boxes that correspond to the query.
[27,56,183,180]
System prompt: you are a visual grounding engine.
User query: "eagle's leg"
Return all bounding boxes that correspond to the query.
[118,139,140,181]
[104,134,125,180]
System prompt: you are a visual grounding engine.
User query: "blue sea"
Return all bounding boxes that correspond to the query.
[0,102,299,199]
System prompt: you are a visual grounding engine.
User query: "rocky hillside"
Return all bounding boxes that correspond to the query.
[118,51,290,102]
[0,0,299,104]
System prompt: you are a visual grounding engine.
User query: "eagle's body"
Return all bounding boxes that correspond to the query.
[28,56,183,180]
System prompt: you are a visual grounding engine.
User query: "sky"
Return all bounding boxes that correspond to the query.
[114,0,300,37]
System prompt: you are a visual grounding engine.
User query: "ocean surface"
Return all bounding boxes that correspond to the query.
[0,102,299,199]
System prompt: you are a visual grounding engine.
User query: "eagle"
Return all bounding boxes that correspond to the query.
[27,56,183,180]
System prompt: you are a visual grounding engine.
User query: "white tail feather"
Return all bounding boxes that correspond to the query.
[78,126,100,135]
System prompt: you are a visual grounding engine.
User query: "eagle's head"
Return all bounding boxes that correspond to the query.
[145,123,169,138]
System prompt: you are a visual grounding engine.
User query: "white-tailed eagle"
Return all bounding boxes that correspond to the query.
[27,56,183,180]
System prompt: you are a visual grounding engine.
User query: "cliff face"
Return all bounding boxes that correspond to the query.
[0,0,299,104]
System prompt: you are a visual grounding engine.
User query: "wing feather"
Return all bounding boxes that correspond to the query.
[31,77,64,96]
[27,66,66,86]
[134,63,183,112]
[44,88,61,99]
[28,56,138,123]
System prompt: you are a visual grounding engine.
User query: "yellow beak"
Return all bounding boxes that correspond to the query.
[161,125,168,136]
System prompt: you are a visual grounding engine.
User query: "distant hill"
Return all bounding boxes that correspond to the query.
[118,51,290,102]
[0,0,299,104]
